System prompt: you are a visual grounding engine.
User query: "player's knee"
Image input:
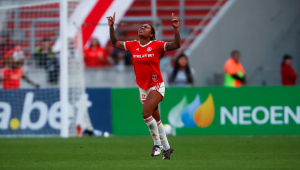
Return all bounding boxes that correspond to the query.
[142,108,152,119]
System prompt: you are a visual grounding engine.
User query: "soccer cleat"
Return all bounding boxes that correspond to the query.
[151,145,163,157]
[162,146,174,160]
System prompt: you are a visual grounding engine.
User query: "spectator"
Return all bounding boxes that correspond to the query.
[46,57,60,85]
[34,38,59,85]
[84,38,110,67]
[281,54,297,86]
[168,54,194,87]
[224,50,245,87]
[0,31,15,68]
[1,47,39,89]
[34,38,55,68]
[111,47,132,66]
[111,31,132,66]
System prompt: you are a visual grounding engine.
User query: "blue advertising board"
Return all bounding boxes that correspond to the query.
[0,88,111,136]
[86,88,112,134]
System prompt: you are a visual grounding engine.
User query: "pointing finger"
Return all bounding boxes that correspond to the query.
[172,13,174,19]
[113,12,116,19]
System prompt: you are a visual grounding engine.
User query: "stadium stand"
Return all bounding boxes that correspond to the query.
[5,2,78,57]
[1,0,228,88]
[122,0,226,57]
[4,0,226,58]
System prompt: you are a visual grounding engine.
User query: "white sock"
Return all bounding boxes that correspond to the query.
[157,120,170,150]
[144,116,161,146]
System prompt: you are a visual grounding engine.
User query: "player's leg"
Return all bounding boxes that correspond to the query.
[153,109,174,160]
[153,109,171,152]
[151,82,174,160]
[142,91,163,156]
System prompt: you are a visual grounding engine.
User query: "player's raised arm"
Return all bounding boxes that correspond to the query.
[165,13,181,51]
[107,12,125,50]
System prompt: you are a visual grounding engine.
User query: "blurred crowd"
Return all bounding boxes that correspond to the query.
[0,31,39,89]
[0,30,297,90]
[223,50,297,87]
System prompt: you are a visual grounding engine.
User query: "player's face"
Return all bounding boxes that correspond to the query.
[138,24,153,39]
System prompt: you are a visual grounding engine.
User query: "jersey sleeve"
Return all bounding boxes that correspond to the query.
[124,41,136,52]
[156,41,167,52]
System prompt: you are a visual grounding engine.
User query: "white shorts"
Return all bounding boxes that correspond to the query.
[139,82,165,104]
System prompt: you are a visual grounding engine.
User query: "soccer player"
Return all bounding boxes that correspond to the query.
[107,12,181,160]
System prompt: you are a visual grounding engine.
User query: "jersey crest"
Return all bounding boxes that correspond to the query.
[152,74,157,81]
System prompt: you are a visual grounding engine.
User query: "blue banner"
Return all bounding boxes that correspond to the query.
[86,88,112,134]
[0,88,111,136]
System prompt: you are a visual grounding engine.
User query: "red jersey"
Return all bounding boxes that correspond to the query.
[124,40,166,90]
[281,64,297,86]
[84,47,110,67]
[0,67,24,89]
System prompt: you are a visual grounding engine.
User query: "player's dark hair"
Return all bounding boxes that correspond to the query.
[231,50,240,57]
[169,54,193,85]
[281,54,292,67]
[147,24,156,40]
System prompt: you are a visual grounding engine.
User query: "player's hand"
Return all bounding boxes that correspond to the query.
[171,13,179,28]
[106,12,115,27]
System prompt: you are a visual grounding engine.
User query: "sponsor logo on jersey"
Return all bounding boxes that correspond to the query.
[133,54,154,58]
[147,47,152,52]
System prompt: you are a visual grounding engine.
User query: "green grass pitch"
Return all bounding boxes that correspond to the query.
[1,135,300,170]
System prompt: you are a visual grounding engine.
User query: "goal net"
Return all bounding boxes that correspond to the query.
[0,0,93,137]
